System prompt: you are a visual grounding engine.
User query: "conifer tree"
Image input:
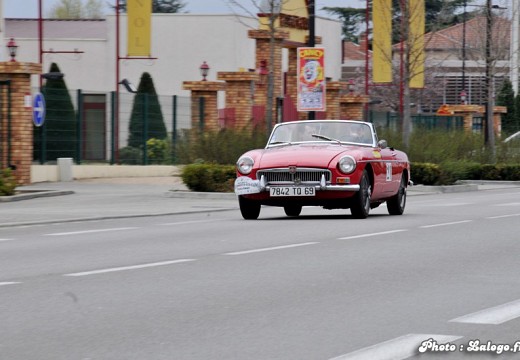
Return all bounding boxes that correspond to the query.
[496,78,515,135]
[35,63,77,161]
[127,72,167,148]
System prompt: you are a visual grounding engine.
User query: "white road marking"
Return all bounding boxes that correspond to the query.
[158,219,222,226]
[63,259,196,277]
[223,242,319,256]
[487,213,520,219]
[419,220,472,228]
[0,282,21,286]
[429,202,471,207]
[45,227,139,236]
[0,238,14,242]
[450,298,520,325]
[338,229,407,240]
[494,202,520,206]
[329,333,462,360]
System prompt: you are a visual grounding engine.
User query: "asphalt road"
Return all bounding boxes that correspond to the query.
[1,188,520,359]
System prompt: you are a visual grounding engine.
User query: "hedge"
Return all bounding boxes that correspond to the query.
[181,162,520,192]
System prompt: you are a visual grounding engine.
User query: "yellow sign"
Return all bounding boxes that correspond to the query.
[258,0,308,44]
[127,0,152,56]
[409,0,425,88]
[372,0,393,83]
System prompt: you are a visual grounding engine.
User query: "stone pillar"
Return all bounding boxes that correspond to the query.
[248,29,288,128]
[339,94,370,120]
[182,81,225,132]
[0,62,42,185]
[325,81,346,119]
[436,104,504,136]
[493,106,506,136]
[217,72,258,129]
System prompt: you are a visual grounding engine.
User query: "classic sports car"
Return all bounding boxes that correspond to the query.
[234,120,410,219]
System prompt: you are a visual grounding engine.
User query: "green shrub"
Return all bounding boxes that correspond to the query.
[175,127,268,165]
[410,162,442,185]
[438,161,481,185]
[181,163,235,192]
[118,146,142,165]
[0,168,17,196]
[498,164,520,180]
[147,138,170,164]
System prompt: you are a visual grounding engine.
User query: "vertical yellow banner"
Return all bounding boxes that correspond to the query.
[372,0,392,83]
[409,0,425,88]
[127,0,152,56]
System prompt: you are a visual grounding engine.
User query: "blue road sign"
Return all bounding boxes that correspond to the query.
[33,93,46,127]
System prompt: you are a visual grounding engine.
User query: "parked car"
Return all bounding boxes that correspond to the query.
[234,120,410,219]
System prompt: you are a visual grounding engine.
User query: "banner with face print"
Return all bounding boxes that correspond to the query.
[297,47,326,112]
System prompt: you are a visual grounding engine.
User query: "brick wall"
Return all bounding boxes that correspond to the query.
[182,81,225,132]
[217,72,258,129]
[0,62,42,185]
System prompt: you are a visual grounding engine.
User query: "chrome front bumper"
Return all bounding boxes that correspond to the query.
[259,174,360,192]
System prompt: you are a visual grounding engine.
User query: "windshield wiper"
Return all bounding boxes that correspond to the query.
[311,134,341,144]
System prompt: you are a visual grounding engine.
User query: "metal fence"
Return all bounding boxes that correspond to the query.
[31,88,505,166]
[32,89,192,165]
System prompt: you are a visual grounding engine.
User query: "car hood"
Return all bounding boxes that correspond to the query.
[255,144,363,168]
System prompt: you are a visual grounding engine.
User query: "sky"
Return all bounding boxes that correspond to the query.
[2,0,367,18]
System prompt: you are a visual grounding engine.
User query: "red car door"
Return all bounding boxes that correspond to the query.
[379,147,402,194]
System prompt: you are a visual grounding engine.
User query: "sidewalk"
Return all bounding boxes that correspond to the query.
[1,177,519,228]
[0,177,238,228]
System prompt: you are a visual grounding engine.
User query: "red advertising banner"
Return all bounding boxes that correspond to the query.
[297,47,326,112]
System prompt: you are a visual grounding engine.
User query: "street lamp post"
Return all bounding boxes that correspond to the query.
[199,61,210,81]
[6,38,18,62]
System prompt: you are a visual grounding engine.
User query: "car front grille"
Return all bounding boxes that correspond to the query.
[256,168,331,184]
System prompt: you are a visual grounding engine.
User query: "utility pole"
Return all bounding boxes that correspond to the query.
[484,0,496,159]
[307,0,315,120]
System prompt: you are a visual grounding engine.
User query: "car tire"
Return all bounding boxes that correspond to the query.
[387,174,407,215]
[351,170,371,219]
[239,195,261,220]
[284,205,302,217]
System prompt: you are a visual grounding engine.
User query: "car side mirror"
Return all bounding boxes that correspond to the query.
[377,139,388,149]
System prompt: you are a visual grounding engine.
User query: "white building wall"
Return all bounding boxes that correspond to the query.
[11,14,341,96]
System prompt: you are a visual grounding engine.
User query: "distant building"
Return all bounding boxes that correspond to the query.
[342,15,512,113]
[5,14,342,96]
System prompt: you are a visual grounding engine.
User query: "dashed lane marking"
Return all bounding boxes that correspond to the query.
[44,227,140,236]
[419,220,472,228]
[223,242,319,256]
[450,298,520,325]
[338,229,408,240]
[487,213,520,219]
[63,259,196,277]
[328,333,462,360]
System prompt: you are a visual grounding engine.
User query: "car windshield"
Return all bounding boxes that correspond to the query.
[267,121,374,147]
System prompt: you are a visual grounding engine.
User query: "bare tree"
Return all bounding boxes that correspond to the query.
[227,0,295,133]
[48,0,104,19]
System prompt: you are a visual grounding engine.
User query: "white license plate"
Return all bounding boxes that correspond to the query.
[269,186,315,197]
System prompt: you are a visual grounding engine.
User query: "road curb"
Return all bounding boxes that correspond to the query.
[0,190,75,202]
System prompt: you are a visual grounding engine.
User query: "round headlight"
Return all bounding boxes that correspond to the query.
[237,156,254,175]
[338,156,356,174]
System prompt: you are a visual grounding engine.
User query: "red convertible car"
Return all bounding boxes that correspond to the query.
[234,120,410,219]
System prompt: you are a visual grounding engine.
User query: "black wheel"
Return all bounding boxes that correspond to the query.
[351,170,371,219]
[284,205,302,217]
[238,196,261,220]
[387,174,407,215]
